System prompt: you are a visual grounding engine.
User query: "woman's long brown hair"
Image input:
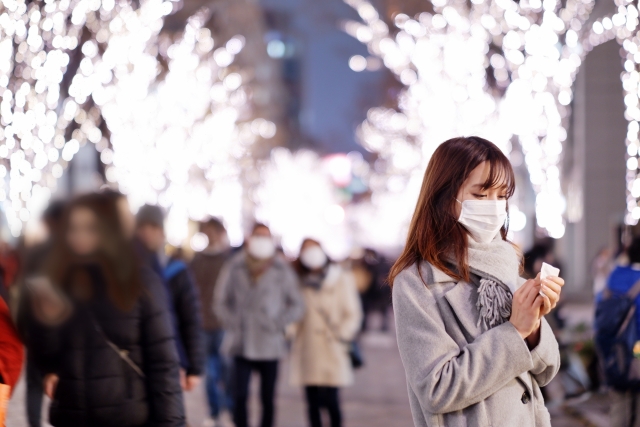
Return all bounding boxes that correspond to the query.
[46,193,142,311]
[388,136,516,286]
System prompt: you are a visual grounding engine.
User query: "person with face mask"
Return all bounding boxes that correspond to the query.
[289,239,362,427]
[215,223,304,427]
[390,137,564,427]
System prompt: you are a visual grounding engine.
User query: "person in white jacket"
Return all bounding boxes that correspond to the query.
[289,238,363,427]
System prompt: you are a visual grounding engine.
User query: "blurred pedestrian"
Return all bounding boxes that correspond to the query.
[390,137,563,426]
[135,205,205,391]
[190,218,233,422]
[359,249,391,332]
[597,236,640,426]
[0,267,24,399]
[19,200,65,427]
[23,193,185,426]
[216,223,304,427]
[289,239,362,427]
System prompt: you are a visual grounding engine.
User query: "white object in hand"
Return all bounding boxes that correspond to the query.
[539,262,560,298]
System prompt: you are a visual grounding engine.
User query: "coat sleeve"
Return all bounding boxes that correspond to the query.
[528,317,560,386]
[336,272,363,342]
[275,263,305,330]
[171,270,205,376]
[140,271,186,427]
[393,269,535,414]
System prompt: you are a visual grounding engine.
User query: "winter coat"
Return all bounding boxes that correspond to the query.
[215,252,305,361]
[393,262,560,427]
[190,251,229,331]
[26,265,185,427]
[289,265,362,387]
[164,259,205,376]
[0,280,23,391]
[133,239,186,368]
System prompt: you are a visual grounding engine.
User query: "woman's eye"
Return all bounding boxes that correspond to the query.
[473,194,487,199]
[498,195,508,200]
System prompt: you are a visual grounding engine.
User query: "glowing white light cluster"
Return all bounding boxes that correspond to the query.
[343,0,599,241]
[87,4,274,246]
[0,0,110,236]
[584,2,640,225]
[255,148,351,260]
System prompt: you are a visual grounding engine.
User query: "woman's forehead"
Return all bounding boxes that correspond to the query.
[467,161,510,189]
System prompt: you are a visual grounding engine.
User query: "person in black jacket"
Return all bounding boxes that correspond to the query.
[135,204,205,391]
[23,193,185,427]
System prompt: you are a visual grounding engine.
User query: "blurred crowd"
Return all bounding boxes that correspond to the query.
[0,191,393,427]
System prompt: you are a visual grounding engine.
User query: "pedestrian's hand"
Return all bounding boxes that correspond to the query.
[179,368,186,390]
[510,279,544,339]
[538,273,564,318]
[43,373,59,399]
[185,375,201,391]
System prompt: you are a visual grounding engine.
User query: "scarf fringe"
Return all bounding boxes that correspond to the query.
[476,278,513,331]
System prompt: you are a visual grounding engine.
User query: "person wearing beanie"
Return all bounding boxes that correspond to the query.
[135,204,205,392]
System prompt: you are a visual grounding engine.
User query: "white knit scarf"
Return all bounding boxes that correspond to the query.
[466,237,522,331]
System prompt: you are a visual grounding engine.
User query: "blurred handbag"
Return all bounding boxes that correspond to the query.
[348,341,364,369]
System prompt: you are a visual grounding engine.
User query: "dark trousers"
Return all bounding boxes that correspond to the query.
[233,357,279,427]
[26,357,43,427]
[305,386,342,427]
[204,330,232,417]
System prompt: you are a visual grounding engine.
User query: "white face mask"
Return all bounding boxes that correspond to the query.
[300,245,328,270]
[456,199,508,244]
[247,236,276,260]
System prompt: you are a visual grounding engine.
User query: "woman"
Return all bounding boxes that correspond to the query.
[24,193,185,427]
[289,239,362,427]
[391,137,563,427]
[216,223,304,427]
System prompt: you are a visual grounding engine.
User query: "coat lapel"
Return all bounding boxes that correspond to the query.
[443,281,482,339]
[443,279,534,398]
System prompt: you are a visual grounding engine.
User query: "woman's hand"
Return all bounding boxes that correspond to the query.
[538,274,564,318]
[510,279,544,340]
[43,373,59,399]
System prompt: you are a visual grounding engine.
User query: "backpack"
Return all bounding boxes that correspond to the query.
[594,278,640,391]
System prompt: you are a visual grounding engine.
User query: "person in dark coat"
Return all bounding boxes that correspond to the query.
[19,200,65,427]
[190,218,232,420]
[135,204,205,391]
[102,191,190,386]
[23,193,185,427]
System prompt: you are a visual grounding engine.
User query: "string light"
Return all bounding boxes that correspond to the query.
[0,0,111,237]
[255,148,351,259]
[343,0,600,240]
[91,4,274,246]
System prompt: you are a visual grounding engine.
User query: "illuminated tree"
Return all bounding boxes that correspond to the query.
[342,0,605,241]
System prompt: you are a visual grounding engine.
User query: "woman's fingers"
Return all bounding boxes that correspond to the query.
[539,293,552,317]
[524,281,542,306]
[547,276,565,287]
[541,277,563,309]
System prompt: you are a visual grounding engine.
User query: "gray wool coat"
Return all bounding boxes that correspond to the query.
[393,262,560,427]
[215,252,305,361]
